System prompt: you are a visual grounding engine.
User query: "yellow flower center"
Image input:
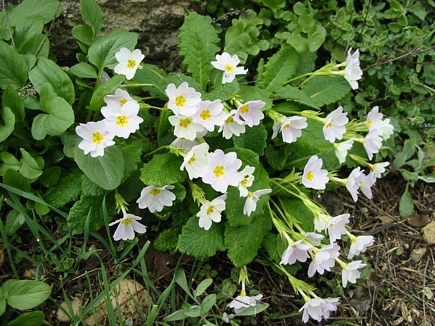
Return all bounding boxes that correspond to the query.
[367,119,372,128]
[175,95,187,107]
[92,131,104,144]
[200,109,212,121]
[326,121,333,128]
[224,64,234,72]
[206,206,215,215]
[119,98,128,106]
[241,178,248,186]
[149,188,161,196]
[213,165,225,178]
[283,123,291,130]
[127,59,136,69]
[179,118,191,128]
[225,116,234,124]
[239,104,250,114]
[305,171,315,181]
[116,115,129,127]
[187,156,196,165]
[121,217,133,225]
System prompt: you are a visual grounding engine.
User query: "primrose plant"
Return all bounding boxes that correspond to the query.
[0,0,394,324]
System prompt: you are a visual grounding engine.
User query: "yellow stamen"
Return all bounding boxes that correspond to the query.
[92,131,104,144]
[121,217,133,225]
[213,165,225,178]
[149,188,161,196]
[179,118,191,128]
[239,104,250,114]
[206,206,214,215]
[305,171,315,181]
[367,119,372,128]
[225,116,234,124]
[224,64,234,72]
[200,109,212,121]
[187,156,196,165]
[127,59,136,69]
[116,115,129,127]
[175,95,187,107]
[119,98,128,106]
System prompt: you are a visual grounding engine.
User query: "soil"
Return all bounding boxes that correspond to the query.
[1,173,434,325]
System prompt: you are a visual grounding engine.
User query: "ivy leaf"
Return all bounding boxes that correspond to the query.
[178,216,225,259]
[29,57,75,104]
[31,96,75,140]
[225,216,267,267]
[259,45,299,92]
[301,76,350,107]
[233,124,267,156]
[0,40,28,89]
[179,12,220,91]
[74,145,124,191]
[140,153,187,186]
[88,29,138,71]
[80,0,105,37]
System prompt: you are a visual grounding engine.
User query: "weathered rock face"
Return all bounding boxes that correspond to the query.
[4,0,207,67]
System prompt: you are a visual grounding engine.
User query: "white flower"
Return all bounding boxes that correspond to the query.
[369,162,389,179]
[109,213,147,241]
[136,185,176,213]
[76,121,115,157]
[305,232,324,246]
[180,143,209,180]
[104,88,135,107]
[366,106,383,130]
[192,100,226,131]
[302,155,329,190]
[170,137,198,153]
[168,115,205,141]
[342,260,367,288]
[201,149,243,193]
[314,214,329,233]
[211,52,248,84]
[359,172,376,199]
[380,118,394,140]
[348,235,374,259]
[243,189,272,216]
[114,47,144,80]
[323,106,349,143]
[165,82,201,116]
[227,294,263,314]
[326,213,350,243]
[280,240,311,265]
[238,165,255,197]
[344,48,362,90]
[334,139,354,164]
[197,194,226,230]
[101,101,143,139]
[272,116,307,143]
[234,100,265,127]
[346,167,364,202]
[308,243,340,277]
[219,110,246,139]
[300,297,340,323]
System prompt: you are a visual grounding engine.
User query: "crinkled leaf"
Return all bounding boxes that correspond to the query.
[154,228,181,252]
[140,153,186,186]
[121,141,145,180]
[87,74,125,111]
[74,145,124,191]
[88,29,138,71]
[239,85,273,110]
[203,82,240,101]
[31,96,75,140]
[178,216,225,259]
[29,57,75,104]
[233,123,267,156]
[0,40,28,89]
[3,279,51,310]
[8,0,61,26]
[225,216,267,267]
[133,63,167,97]
[274,85,319,109]
[265,144,292,171]
[229,147,259,168]
[301,76,350,107]
[43,173,83,208]
[259,45,299,92]
[179,12,220,91]
[80,0,104,36]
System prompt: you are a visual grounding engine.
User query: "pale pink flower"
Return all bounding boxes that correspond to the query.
[109,213,147,241]
[170,137,199,153]
[114,47,144,80]
[359,172,376,199]
[165,82,202,116]
[234,100,265,127]
[326,213,350,243]
[168,115,205,141]
[211,52,248,84]
[243,189,272,216]
[323,106,349,143]
[344,48,362,90]
[272,116,307,143]
[300,297,340,323]
[363,129,383,160]
[101,101,143,139]
[197,194,226,230]
[180,143,209,179]
[137,185,176,213]
[192,99,226,131]
[305,232,324,246]
[334,139,354,164]
[219,110,246,139]
[342,260,367,288]
[308,243,340,277]
[227,294,263,314]
[346,167,364,202]
[348,235,374,259]
[238,165,255,197]
[302,155,329,190]
[76,121,115,157]
[280,240,311,265]
[369,162,389,179]
[366,106,383,130]
[104,88,135,107]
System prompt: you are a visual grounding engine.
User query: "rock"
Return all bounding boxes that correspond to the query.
[422,221,435,244]
[410,247,427,263]
[57,297,83,323]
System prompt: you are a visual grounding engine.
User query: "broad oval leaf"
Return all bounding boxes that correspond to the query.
[3,279,51,310]
[7,311,45,326]
[0,107,15,142]
[0,40,28,89]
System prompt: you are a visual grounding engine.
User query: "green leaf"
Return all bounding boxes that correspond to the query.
[13,17,44,48]
[29,57,75,104]
[178,216,225,259]
[230,147,259,167]
[154,228,181,251]
[8,311,45,326]
[236,303,269,316]
[280,198,314,231]
[9,0,61,26]
[179,12,220,91]
[0,107,15,142]
[0,297,5,316]
[121,141,145,181]
[72,24,94,53]
[265,144,292,171]
[87,74,125,111]
[274,85,319,108]
[2,169,32,192]
[70,62,98,78]
[399,185,414,217]
[2,85,25,121]
[225,216,267,267]
[74,145,125,191]
[68,195,114,232]
[301,76,350,107]
[392,139,417,170]
[200,294,216,317]
[260,45,299,91]
[233,124,267,156]
[88,29,138,71]
[239,85,273,110]
[194,279,213,297]
[140,153,186,186]
[80,0,105,36]
[18,34,50,58]
[3,279,51,310]
[31,96,75,140]
[43,173,82,208]
[0,40,28,89]
[19,148,43,179]
[203,82,240,102]
[5,209,25,235]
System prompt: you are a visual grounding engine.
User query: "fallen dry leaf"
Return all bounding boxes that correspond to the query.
[407,214,431,228]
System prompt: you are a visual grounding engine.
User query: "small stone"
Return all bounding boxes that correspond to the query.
[422,221,435,244]
[410,247,427,263]
[57,297,83,323]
